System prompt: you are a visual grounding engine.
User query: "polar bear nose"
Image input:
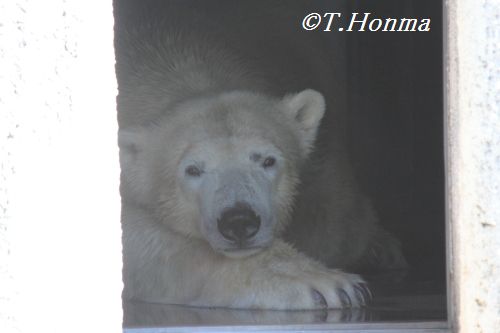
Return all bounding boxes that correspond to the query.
[217,204,261,243]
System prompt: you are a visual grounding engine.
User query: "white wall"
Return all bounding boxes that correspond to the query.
[447,1,500,332]
[0,1,122,332]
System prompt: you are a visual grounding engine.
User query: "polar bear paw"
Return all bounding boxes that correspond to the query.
[217,251,373,310]
[238,242,373,310]
[256,269,372,310]
[308,274,372,309]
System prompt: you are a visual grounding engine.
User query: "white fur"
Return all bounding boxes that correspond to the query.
[116,2,405,310]
[282,89,325,156]
[122,205,365,309]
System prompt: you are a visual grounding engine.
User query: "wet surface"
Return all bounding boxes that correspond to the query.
[123,272,447,329]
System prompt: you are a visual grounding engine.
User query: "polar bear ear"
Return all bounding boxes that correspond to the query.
[118,128,146,155]
[281,89,325,156]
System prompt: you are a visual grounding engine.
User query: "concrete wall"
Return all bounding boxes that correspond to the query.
[447,1,500,332]
[0,1,122,332]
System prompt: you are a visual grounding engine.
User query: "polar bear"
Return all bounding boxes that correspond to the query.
[115,0,404,310]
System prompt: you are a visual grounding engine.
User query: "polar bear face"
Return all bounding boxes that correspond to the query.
[119,90,325,258]
[178,135,286,257]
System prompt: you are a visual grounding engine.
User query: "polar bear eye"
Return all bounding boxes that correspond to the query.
[185,165,203,177]
[262,157,276,168]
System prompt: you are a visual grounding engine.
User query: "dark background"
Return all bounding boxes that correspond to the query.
[342,0,445,283]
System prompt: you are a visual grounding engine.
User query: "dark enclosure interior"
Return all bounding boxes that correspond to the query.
[116,0,445,329]
[344,0,446,322]
[345,0,445,279]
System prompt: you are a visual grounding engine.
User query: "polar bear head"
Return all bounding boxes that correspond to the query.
[119,89,325,258]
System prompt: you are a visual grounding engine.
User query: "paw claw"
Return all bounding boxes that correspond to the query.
[312,288,327,308]
[337,288,352,308]
[358,283,372,303]
[353,285,366,306]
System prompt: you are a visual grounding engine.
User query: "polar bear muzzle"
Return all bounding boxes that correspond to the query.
[217,202,261,244]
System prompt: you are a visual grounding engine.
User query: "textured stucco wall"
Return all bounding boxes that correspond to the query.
[447,0,500,332]
[0,1,122,332]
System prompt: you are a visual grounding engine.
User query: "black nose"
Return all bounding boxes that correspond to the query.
[217,204,261,243]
